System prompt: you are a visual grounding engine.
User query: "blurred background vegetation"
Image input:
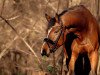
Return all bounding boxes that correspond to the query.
[0,0,100,75]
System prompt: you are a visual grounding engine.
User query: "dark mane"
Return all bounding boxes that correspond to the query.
[58,9,68,17]
[47,5,85,30]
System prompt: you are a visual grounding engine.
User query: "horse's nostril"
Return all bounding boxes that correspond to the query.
[41,49,47,56]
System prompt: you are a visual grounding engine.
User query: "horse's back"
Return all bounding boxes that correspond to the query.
[62,5,99,41]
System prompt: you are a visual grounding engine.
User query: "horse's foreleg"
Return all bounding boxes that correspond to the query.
[69,51,78,75]
[63,46,69,75]
[89,50,99,75]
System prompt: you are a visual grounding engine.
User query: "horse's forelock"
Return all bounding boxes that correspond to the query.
[48,17,56,29]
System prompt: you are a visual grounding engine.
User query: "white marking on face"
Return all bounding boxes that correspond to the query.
[47,27,53,38]
[47,25,61,42]
[41,43,45,54]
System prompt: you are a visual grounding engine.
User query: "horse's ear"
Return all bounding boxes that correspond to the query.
[55,13,59,22]
[45,13,51,22]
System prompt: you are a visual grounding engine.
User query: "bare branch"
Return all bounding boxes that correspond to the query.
[7,15,20,21]
[0,0,6,16]
[33,18,40,27]
[0,16,18,35]
[57,0,61,13]
[44,0,50,13]
[0,16,43,70]
[0,36,18,59]
[10,49,31,55]
[97,0,99,21]
[0,28,25,60]
[44,0,56,12]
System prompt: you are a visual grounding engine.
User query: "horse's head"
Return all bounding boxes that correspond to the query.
[41,13,67,57]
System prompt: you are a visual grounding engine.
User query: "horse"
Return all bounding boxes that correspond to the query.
[42,15,90,75]
[41,5,99,75]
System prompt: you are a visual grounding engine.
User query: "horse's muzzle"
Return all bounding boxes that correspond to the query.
[41,49,49,57]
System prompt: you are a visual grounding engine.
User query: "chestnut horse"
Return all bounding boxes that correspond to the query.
[41,5,99,75]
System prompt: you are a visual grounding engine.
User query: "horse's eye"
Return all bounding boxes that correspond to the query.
[55,29,60,33]
[55,31,59,33]
[54,27,61,33]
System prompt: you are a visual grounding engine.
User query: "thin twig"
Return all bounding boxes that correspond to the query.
[44,0,56,12]
[0,28,25,60]
[66,0,69,8]
[61,49,64,75]
[0,16,18,35]
[97,0,99,21]
[11,49,31,55]
[56,0,60,13]
[53,52,56,74]
[7,15,20,21]
[44,0,50,13]
[33,17,40,27]
[0,0,6,16]
[0,36,18,59]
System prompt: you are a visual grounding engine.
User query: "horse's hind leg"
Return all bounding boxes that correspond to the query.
[89,45,99,75]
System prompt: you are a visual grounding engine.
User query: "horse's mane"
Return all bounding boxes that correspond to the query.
[58,5,80,17]
[47,6,76,30]
[58,9,68,17]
